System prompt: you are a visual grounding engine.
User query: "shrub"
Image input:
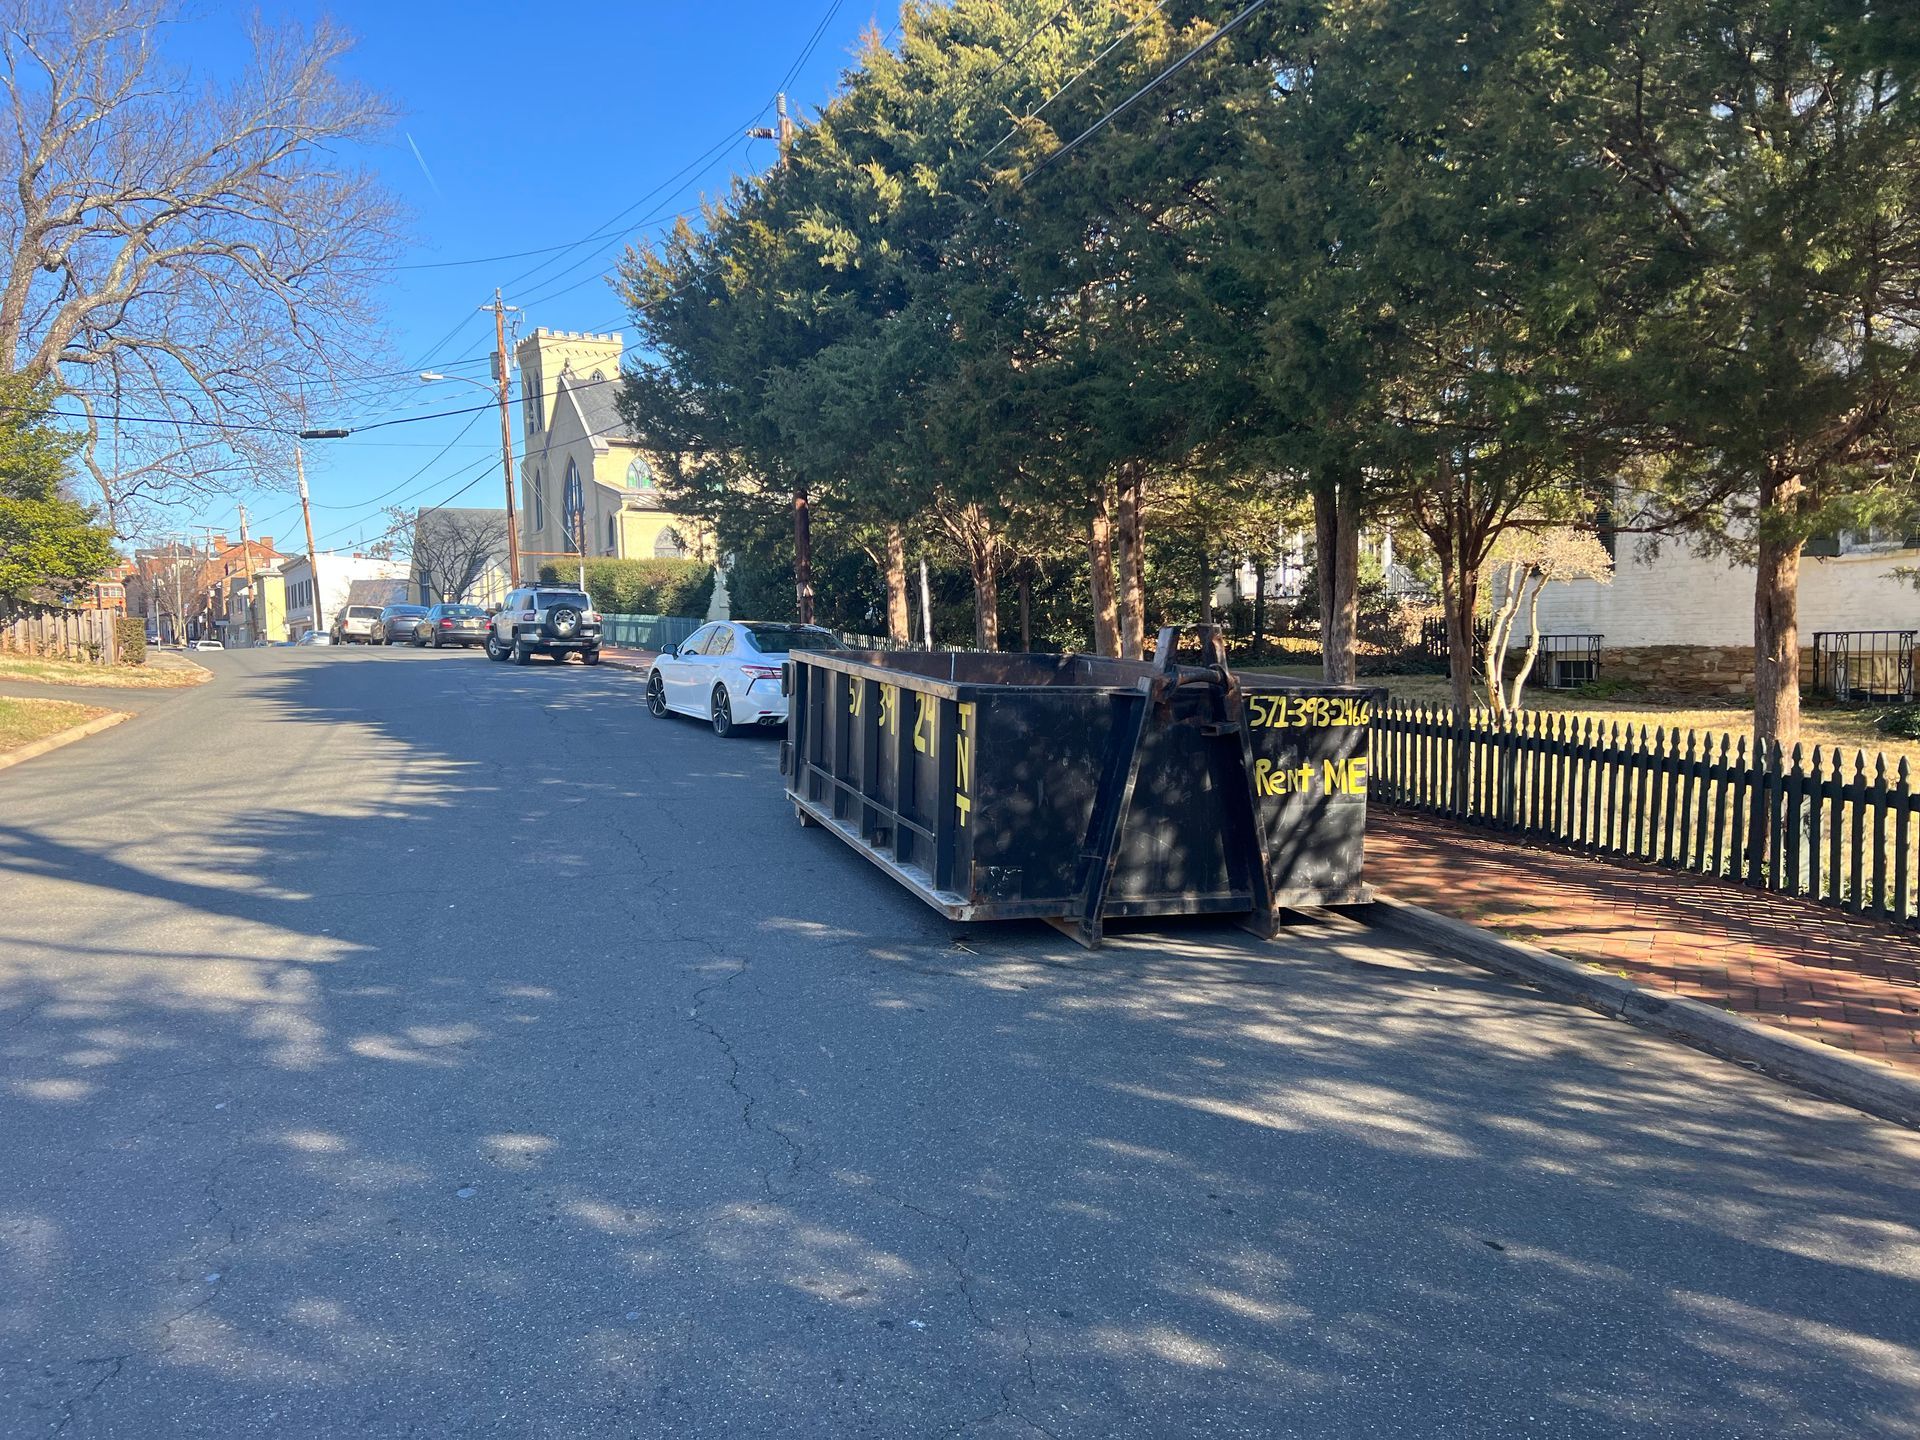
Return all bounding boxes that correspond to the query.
[1876,705,1920,739]
[538,558,714,617]
[113,616,146,665]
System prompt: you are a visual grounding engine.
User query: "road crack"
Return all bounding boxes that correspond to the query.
[686,954,808,1200]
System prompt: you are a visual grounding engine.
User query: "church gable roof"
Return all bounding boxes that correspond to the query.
[553,368,637,451]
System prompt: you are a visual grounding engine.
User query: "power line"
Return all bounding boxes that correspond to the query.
[314,449,499,547]
[1020,0,1270,186]
[511,142,755,313]
[777,0,850,98]
[980,0,1177,164]
[498,123,763,303]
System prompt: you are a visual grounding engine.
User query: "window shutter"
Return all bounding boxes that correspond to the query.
[1805,531,1842,558]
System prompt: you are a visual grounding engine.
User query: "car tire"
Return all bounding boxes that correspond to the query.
[581,649,601,666]
[512,640,530,665]
[551,651,569,663]
[711,685,735,738]
[647,673,668,716]
[485,634,504,661]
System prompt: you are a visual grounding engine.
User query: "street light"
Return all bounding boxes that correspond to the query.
[420,361,520,586]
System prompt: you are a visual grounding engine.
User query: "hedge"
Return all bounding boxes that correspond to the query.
[114,615,146,665]
[537,558,714,618]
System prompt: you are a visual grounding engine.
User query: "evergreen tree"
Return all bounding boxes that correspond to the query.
[0,377,115,605]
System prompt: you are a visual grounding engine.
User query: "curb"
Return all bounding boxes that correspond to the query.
[0,709,132,774]
[1362,893,1920,1131]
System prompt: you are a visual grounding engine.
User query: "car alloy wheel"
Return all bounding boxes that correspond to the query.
[647,674,668,717]
[512,640,530,665]
[711,685,734,738]
[485,634,503,661]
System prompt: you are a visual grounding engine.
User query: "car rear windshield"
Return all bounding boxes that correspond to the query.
[385,606,427,617]
[347,607,382,619]
[536,592,591,610]
[742,624,838,653]
[441,605,486,619]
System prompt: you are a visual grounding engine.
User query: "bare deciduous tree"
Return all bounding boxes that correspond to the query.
[388,505,507,604]
[1483,526,1614,717]
[0,0,402,536]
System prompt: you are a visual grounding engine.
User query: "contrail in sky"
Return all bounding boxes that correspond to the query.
[406,133,441,196]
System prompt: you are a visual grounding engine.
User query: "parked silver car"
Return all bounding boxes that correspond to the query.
[483,586,602,665]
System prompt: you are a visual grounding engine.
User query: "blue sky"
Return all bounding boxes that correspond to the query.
[186,0,889,555]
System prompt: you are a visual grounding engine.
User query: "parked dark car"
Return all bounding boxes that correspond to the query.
[373,604,431,645]
[414,603,491,649]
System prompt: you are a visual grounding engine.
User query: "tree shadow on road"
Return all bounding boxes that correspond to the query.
[1,651,1918,1438]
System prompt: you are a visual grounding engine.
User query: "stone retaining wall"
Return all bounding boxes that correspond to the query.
[1602,644,1815,698]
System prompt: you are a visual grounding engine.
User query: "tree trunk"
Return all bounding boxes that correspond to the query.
[1088,491,1120,656]
[883,523,912,647]
[1753,508,1804,752]
[1483,559,1527,718]
[971,541,1000,651]
[1116,462,1147,660]
[1436,542,1479,718]
[792,487,814,626]
[1250,553,1267,663]
[1314,466,1360,685]
[1017,564,1032,651]
[1506,571,1548,712]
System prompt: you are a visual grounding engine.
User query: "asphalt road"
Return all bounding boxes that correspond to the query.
[2,646,1918,1438]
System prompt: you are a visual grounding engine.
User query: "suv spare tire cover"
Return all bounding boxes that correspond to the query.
[549,606,580,638]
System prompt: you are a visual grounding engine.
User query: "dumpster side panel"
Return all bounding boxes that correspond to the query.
[971,691,1115,905]
[1243,688,1373,905]
[1109,696,1240,908]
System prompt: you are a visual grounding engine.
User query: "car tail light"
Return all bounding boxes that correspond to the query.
[742,665,782,680]
[519,610,536,621]
[585,611,600,624]
[440,619,454,628]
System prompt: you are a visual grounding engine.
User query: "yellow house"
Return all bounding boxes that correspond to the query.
[514,328,687,577]
[254,569,287,643]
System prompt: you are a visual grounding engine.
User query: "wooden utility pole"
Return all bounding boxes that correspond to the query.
[296,445,322,638]
[236,504,253,643]
[489,290,522,586]
[751,95,813,622]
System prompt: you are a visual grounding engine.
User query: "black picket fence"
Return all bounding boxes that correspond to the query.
[1370,704,1920,926]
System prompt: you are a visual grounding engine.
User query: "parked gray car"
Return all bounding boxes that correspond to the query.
[373,604,430,645]
[413,603,491,649]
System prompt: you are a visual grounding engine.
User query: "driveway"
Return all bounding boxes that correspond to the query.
[2,646,1917,1437]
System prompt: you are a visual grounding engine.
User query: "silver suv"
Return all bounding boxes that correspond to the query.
[485,585,603,665]
[331,604,383,644]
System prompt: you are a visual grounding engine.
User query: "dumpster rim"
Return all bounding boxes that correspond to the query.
[799,648,1383,702]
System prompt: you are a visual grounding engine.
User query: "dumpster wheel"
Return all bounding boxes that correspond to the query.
[794,803,820,828]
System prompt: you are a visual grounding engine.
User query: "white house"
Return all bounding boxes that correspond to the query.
[280,552,412,640]
[1531,527,1920,694]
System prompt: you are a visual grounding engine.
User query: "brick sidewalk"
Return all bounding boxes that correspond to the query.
[1366,808,1920,1077]
[599,645,656,672]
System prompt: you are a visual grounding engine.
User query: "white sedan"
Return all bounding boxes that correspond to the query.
[646,621,841,736]
[191,638,225,651]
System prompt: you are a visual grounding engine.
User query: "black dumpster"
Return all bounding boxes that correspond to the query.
[781,626,1376,945]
